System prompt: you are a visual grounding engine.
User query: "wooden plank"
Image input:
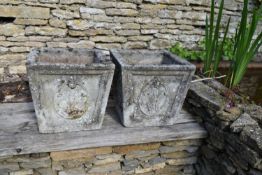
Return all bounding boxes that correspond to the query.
[0,103,207,157]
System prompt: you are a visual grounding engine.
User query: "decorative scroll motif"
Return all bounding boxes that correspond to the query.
[54,76,89,120]
[138,77,169,116]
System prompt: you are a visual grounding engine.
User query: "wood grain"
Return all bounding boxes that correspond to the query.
[0,102,207,157]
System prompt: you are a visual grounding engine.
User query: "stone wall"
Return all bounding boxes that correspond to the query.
[0,0,259,82]
[0,139,203,175]
[185,78,262,175]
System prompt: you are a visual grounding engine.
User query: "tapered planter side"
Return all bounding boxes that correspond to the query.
[27,48,115,133]
[111,49,195,127]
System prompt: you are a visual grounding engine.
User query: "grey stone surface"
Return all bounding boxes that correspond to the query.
[111,49,195,127]
[230,113,258,133]
[122,159,140,171]
[185,79,262,175]
[27,48,115,133]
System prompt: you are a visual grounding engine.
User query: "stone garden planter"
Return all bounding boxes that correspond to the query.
[111,49,195,127]
[27,48,115,133]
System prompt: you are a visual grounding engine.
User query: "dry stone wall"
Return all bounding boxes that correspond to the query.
[185,78,262,175]
[0,139,203,175]
[0,0,258,82]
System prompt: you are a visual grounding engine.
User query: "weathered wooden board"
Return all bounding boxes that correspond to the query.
[0,103,207,157]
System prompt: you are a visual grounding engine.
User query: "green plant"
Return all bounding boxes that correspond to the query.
[169,43,205,61]
[204,0,231,77]
[226,0,262,88]
[169,39,234,61]
[222,38,234,60]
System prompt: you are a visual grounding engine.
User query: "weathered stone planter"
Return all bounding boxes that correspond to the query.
[27,48,115,133]
[111,49,196,127]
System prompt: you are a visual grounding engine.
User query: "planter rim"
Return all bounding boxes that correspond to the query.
[110,49,196,71]
[27,48,115,70]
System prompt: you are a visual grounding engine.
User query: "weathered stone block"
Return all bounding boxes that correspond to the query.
[34,168,56,175]
[52,9,80,19]
[86,0,115,8]
[39,0,59,3]
[116,2,137,9]
[93,153,122,165]
[80,7,105,15]
[88,162,121,173]
[121,23,140,30]
[0,54,26,67]
[0,47,8,53]
[115,30,140,36]
[49,19,66,29]
[46,42,67,48]
[90,36,127,43]
[14,19,48,25]
[106,8,138,16]
[158,10,183,19]
[0,162,20,173]
[9,65,27,74]
[159,145,199,154]
[155,165,183,174]
[128,35,153,41]
[67,40,95,49]
[25,26,67,36]
[230,113,258,133]
[163,139,202,147]
[52,157,93,170]
[184,11,206,21]
[240,126,262,155]
[123,41,147,49]
[51,147,112,161]
[9,169,33,175]
[0,6,50,19]
[125,150,159,159]
[58,167,86,175]
[93,15,113,22]
[141,29,159,34]
[161,151,194,159]
[60,0,85,4]
[67,20,92,30]
[242,104,262,125]
[95,43,122,50]
[188,81,225,111]
[113,143,160,154]
[144,0,185,4]
[0,24,24,37]
[167,157,197,166]
[27,48,115,133]
[149,39,171,49]
[122,159,140,171]
[111,50,195,127]
[114,17,136,23]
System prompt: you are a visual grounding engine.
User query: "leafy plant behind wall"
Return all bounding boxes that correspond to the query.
[169,39,234,61]
[204,0,231,77]
[226,0,262,88]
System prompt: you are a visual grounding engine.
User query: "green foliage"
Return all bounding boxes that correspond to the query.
[204,0,231,77]
[169,43,205,61]
[169,39,234,61]
[226,0,262,88]
[222,38,234,60]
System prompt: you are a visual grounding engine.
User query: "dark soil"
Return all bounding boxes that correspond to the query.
[0,81,32,103]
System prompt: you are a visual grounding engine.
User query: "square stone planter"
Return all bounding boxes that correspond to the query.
[111,49,196,127]
[27,48,115,133]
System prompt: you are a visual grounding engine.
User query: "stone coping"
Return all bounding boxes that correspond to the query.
[0,102,207,157]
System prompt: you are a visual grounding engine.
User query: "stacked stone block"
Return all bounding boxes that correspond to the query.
[185,79,262,175]
[0,0,256,80]
[0,139,203,175]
